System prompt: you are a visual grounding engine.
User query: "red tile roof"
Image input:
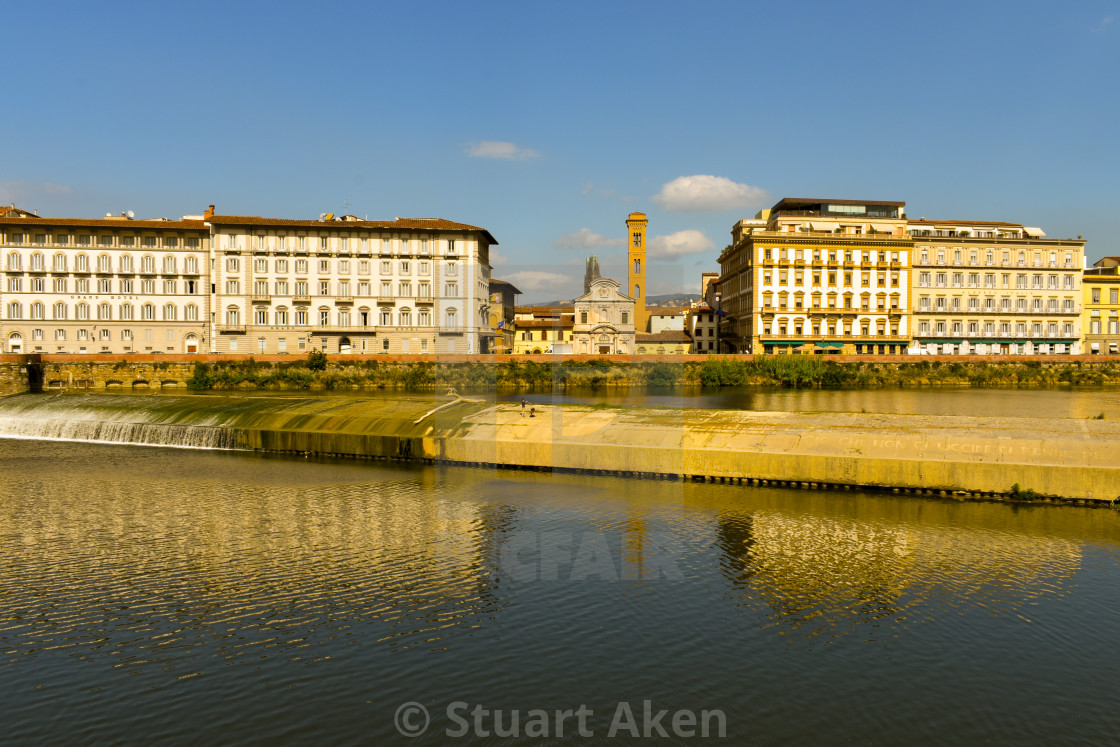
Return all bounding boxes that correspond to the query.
[207,215,497,244]
[637,329,693,344]
[0,216,207,230]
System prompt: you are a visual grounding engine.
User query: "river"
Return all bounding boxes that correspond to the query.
[1,432,1118,744]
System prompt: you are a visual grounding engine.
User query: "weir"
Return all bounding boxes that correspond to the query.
[0,392,1117,504]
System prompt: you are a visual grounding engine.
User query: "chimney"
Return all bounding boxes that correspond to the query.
[204,204,215,219]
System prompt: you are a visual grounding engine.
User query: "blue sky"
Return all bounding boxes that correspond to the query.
[5,1,1119,302]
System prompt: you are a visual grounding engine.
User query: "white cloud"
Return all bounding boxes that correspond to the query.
[1093,16,1113,33]
[554,227,626,249]
[652,175,767,212]
[466,141,541,160]
[502,270,571,293]
[489,248,509,266]
[648,230,715,259]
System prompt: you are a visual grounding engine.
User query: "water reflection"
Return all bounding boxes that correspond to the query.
[2,440,1119,744]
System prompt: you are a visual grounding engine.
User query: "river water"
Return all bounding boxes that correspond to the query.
[2,432,1118,744]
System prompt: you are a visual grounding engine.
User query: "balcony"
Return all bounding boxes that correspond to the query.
[335,296,354,304]
[250,294,271,303]
[216,325,246,333]
[293,294,311,304]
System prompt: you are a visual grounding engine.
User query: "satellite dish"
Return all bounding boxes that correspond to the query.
[127,210,135,218]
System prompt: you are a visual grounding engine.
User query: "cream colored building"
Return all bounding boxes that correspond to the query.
[1,214,210,354]
[205,209,497,355]
[907,219,1084,355]
[719,198,911,355]
[1083,257,1120,355]
[572,277,636,354]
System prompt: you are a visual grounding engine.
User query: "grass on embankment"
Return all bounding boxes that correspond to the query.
[185,354,1120,392]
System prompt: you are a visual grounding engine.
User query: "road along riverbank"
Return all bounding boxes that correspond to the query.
[0,393,1115,504]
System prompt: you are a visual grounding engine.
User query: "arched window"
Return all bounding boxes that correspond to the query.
[163,303,177,321]
[75,253,89,272]
[98,303,112,320]
[185,255,198,274]
[141,255,155,273]
[77,303,90,320]
[186,304,199,321]
[120,254,134,273]
[97,254,112,272]
[30,252,44,271]
[53,301,67,320]
[142,303,155,320]
[163,255,177,274]
[634,285,641,299]
[634,258,641,274]
[6,252,20,271]
[7,301,22,319]
[31,302,44,320]
[226,307,241,326]
[52,253,67,271]
[120,303,134,320]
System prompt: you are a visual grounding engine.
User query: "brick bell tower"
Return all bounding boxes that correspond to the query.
[626,212,648,332]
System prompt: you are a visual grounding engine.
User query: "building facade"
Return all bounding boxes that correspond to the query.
[487,279,521,354]
[1083,257,1120,355]
[907,219,1085,354]
[1,214,210,354]
[512,306,573,354]
[205,210,496,355]
[1,206,497,356]
[719,198,911,355]
[626,212,648,333]
[572,277,635,354]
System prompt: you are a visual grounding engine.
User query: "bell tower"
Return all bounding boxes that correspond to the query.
[626,212,648,332]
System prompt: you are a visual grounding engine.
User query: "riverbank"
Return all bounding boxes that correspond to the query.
[0,392,1116,504]
[3,353,1120,395]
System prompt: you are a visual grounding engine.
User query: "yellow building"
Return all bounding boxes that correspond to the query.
[719,198,911,355]
[636,329,692,354]
[1083,257,1120,355]
[512,305,574,354]
[626,212,648,333]
[487,278,521,354]
[908,219,1084,355]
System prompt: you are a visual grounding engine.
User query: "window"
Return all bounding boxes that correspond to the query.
[186,304,198,321]
[142,303,155,321]
[380,309,392,325]
[633,232,642,248]
[446,308,457,327]
[141,255,155,273]
[446,239,455,255]
[621,311,629,325]
[633,258,641,274]
[164,304,177,321]
[296,310,308,325]
[295,259,308,273]
[580,311,588,324]
[164,280,177,294]
[320,280,330,295]
[226,257,240,272]
[419,309,430,326]
[6,277,20,292]
[255,309,268,324]
[445,282,458,296]
[53,301,68,320]
[319,259,330,273]
[7,302,21,318]
[320,309,330,326]
[226,279,240,294]
[98,303,111,320]
[400,308,412,325]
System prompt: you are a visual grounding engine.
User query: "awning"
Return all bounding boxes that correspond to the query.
[810,221,840,231]
[815,341,845,348]
[870,223,898,232]
[1023,226,1046,238]
[765,341,808,346]
[1091,342,1101,350]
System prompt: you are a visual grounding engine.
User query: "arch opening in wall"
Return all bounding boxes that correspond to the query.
[184,334,199,354]
[340,337,352,354]
[7,332,22,354]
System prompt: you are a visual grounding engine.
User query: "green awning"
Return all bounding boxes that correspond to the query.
[765,341,808,346]
[814,341,845,348]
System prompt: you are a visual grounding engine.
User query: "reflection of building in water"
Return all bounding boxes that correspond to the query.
[716,509,1083,634]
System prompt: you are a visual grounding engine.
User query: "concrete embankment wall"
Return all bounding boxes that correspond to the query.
[437,406,1120,504]
[5,391,1112,504]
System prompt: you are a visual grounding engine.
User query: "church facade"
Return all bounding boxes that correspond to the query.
[572,277,636,354]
